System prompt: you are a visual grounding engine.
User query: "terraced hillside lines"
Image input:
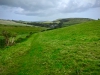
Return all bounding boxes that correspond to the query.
[0,20,100,75]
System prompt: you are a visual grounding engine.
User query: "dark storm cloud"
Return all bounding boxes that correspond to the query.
[0,0,100,16]
[0,0,58,11]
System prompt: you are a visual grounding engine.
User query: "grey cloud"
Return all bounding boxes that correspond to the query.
[59,0,100,13]
[0,0,59,11]
[0,0,100,16]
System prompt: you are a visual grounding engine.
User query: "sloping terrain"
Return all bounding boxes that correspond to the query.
[0,19,32,26]
[55,18,94,27]
[0,23,46,48]
[0,20,100,75]
[14,18,94,28]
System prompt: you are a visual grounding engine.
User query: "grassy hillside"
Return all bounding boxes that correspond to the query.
[0,25,45,35]
[0,24,46,48]
[55,18,94,27]
[14,18,94,29]
[0,20,100,75]
[0,19,32,26]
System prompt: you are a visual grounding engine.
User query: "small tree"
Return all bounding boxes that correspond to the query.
[2,30,11,46]
[2,30,17,46]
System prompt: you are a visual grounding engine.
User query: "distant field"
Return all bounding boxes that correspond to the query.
[0,19,46,36]
[0,20,100,75]
[0,19,32,26]
[0,25,45,34]
[42,21,53,23]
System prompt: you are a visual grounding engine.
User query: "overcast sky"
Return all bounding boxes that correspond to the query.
[0,0,100,21]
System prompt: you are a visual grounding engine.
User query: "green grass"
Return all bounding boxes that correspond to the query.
[0,19,46,40]
[0,20,100,75]
[0,24,46,48]
[56,18,94,27]
[0,25,45,34]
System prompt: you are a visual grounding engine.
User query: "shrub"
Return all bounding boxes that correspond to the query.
[1,30,17,46]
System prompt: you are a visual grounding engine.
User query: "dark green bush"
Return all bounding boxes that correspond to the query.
[0,38,5,48]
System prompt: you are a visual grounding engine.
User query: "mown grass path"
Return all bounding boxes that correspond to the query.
[0,34,38,75]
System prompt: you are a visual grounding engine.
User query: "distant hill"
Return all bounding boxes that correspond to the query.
[0,19,32,26]
[0,18,95,29]
[21,18,95,29]
[54,18,95,27]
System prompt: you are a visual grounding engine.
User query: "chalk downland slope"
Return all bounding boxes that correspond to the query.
[0,20,100,75]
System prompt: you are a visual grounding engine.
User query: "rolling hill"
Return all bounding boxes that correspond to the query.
[13,18,94,28]
[0,19,32,26]
[0,20,100,75]
[54,18,94,27]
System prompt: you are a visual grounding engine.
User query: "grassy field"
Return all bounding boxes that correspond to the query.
[0,20,100,75]
[0,25,45,34]
[0,19,32,26]
[0,19,42,41]
[0,24,46,48]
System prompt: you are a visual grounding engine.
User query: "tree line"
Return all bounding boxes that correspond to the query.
[12,20,63,29]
